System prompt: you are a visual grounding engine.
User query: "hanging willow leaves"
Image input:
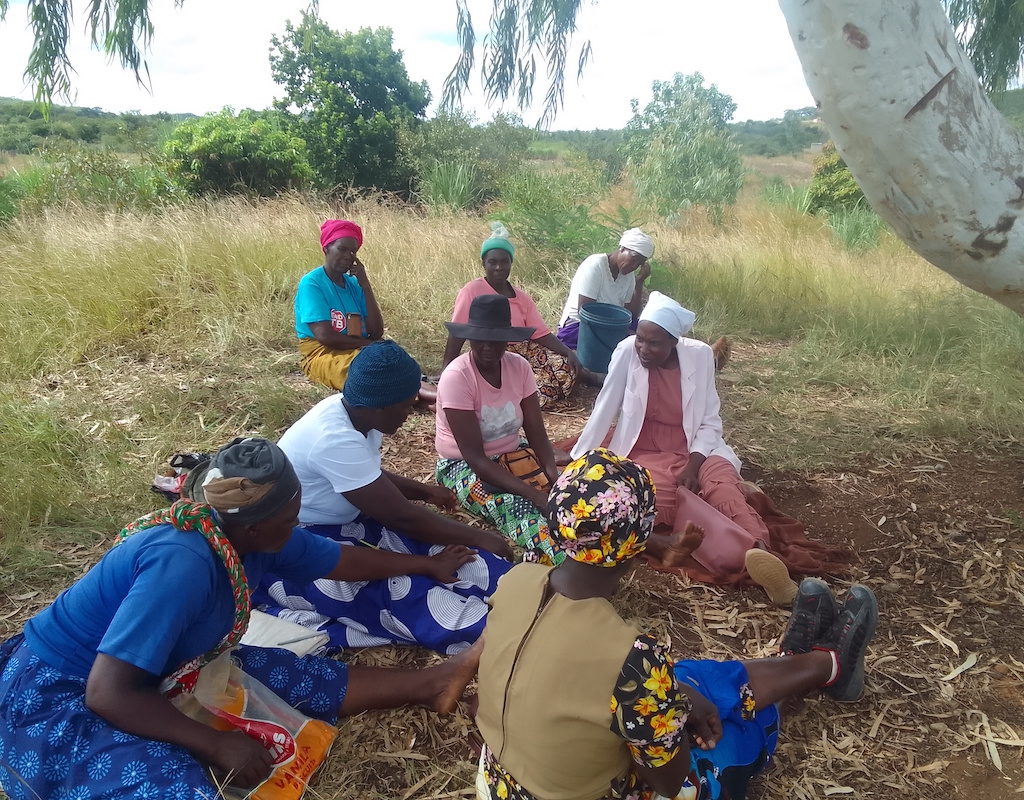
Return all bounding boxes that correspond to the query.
[441,0,589,127]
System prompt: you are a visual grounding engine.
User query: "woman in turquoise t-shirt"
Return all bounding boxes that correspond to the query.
[295,218,385,390]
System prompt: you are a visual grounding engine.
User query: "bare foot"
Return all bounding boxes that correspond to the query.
[711,336,732,372]
[431,636,484,714]
[418,382,438,405]
[647,521,705,567]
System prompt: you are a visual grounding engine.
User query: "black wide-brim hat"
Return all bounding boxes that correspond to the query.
[445,294,535,342]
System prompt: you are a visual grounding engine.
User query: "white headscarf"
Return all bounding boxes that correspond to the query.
[618,228,654,259]
[639,291,695,339]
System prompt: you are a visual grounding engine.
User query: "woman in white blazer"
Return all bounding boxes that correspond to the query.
[571,292,799,604]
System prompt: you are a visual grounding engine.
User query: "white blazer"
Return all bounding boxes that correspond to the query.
[571,336,741,473]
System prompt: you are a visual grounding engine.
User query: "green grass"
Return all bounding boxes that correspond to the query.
[825,205,892,250]
[416,160,480,213]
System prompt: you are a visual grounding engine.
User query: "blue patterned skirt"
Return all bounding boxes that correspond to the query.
[0,635,348,800]
[252,514,511,656]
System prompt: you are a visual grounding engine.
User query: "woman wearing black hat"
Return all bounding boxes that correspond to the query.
[435,294,566,565]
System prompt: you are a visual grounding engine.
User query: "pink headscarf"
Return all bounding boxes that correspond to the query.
[320,219,363,251]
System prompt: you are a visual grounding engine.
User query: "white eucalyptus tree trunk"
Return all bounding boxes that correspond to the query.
[779,0,1024,316]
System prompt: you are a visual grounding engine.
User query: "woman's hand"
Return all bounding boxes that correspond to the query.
[636,261,652,284]
[423,484,460,512]
[529,486,551,511]
[676,454,705,494]
[678,686,722,751]
[349,255,369,283]
[565,350,583,379]
[426,544,478,582]
[473,529,516,561]
[207,730,275,788]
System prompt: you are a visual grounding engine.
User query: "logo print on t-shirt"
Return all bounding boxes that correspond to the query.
[331,308,347,333]
[479,401,521,442]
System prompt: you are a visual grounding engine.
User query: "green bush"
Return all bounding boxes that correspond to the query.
[163,108,312,196]
[270,17,429,193]
[806,141,865,215]
[0,173,24,223]
[827,206,891,250]
[404,111,534,204]
[416,160,480,213]
[17,143,182,213]
[494,153,618,261]
[625,73,744,223]
[759,175,810,213]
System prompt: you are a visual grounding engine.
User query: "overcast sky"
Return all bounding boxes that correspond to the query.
[0,0,816,129]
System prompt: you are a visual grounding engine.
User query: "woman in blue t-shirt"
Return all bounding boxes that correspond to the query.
[0,438,482,799]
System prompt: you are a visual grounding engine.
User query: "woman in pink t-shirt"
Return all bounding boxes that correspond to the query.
[435,294,564,565]
[442,225,586,408]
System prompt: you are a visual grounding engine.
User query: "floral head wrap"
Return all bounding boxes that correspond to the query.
[546,448,656,567]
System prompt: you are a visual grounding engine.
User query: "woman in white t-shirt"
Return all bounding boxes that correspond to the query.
[435,295,565,565]
[556,228,654,350]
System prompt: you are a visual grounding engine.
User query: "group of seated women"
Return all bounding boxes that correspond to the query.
[284,218,843,618]
[0,217,869,800]
[0,441,877,800]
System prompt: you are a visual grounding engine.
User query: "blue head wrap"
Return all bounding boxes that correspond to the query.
[343,341,422,408]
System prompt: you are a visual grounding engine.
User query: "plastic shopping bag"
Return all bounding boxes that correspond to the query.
[172,650,337,800]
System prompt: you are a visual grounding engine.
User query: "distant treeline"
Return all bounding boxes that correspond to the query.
[532,107,826,164]
[1,95,827,164]
[0,97,196,153]
[728,107,824,157]
[13,85,1024,165]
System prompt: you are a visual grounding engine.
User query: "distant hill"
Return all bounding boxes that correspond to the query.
[0,97,196,154]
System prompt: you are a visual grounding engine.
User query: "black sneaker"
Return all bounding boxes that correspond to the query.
[821,584,878,702]
[779,578,838,655]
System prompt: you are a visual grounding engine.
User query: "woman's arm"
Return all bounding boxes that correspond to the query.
[675,452,706,494]
[350,256,385,340]
[307,320,378,350]
[624,262,651,317]
[86,655,275,789]
[323,542,477,583]
[443,407,549,509]
[520,392,559,484]
[382,469,458,509]
[534,332,581,374]
[442,335,467,368]
[343,473,515,560]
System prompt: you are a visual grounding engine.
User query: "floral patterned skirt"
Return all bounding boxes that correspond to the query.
[436,457,563,566]
[506,340,576,408]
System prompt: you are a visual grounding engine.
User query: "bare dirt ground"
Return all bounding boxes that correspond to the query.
[318,409,1024,800]
[3,351,1024,800]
